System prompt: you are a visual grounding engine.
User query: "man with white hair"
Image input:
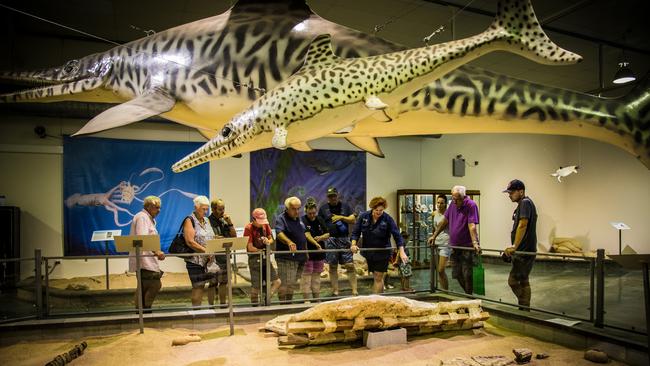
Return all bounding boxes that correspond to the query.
[275,196,308,302]
[428,185,480,294]
[129,195,165,311]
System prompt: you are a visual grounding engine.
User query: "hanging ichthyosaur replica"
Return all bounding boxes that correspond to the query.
[1,0,648,169]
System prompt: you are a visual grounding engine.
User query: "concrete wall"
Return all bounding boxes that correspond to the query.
[0,116,648,279]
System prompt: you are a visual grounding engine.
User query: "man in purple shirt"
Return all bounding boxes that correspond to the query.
[428,186,480,294]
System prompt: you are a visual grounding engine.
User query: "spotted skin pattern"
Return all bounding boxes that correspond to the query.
[393,66,650,166]
[4,1,645,168]
[0,3,391,107]
[172,0,583,172]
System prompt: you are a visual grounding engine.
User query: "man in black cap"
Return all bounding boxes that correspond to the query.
[318,187,358,296]
[503,179,538,310]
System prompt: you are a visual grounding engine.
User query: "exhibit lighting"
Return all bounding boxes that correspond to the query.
[612,62,636,84]
[292,21,307,32]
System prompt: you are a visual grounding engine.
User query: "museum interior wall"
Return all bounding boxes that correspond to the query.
[0,115,648,279]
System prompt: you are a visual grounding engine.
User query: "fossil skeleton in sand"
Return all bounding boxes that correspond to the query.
[263,295,489,346]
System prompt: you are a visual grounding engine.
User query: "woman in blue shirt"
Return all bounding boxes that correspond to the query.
[351,196,408,294]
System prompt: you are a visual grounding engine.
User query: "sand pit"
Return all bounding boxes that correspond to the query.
[0,321,628,366]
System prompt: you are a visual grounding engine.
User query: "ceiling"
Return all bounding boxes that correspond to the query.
[0,0,648,98]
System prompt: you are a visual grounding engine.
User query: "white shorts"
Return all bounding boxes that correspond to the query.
[437,245,451,258]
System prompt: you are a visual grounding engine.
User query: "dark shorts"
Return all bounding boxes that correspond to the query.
[276,258,305,290]
[450,249,475,280]
[140,268,163,281]
[325,237,354,265]
[185,262,216,289]
[248,254,279,290]
[366,256,390,273]
[510,253,536,281]
[213,268,228,286]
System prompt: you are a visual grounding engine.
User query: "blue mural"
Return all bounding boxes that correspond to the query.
[250,149,366,226]
[63,137,208,255]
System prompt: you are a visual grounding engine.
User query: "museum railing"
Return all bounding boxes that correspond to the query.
[603,257,647,334]
[0,255,38,324]
[431,246,597,324]
[37,251,266,316]
[2,246,645,338]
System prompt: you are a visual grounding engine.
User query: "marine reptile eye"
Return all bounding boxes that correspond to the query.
[221,126,232,138]
[63,60,80,75]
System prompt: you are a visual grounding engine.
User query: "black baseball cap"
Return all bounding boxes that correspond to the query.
[503,179,525,193]
[326,187,338,196]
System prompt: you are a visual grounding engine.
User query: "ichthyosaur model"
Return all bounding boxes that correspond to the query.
[2,1,647,168]
[347,66,650,168]
[170,0,582,171]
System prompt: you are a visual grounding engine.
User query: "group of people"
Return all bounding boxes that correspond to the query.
[428,181,537,310]
[130,179,537,311]
[130,187,412,309]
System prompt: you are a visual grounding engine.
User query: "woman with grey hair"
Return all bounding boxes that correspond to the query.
[181,195,217,307]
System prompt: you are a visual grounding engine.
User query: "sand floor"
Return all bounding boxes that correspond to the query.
[0,321,627,366]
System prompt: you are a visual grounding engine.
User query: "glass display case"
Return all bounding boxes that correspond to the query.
[397,189,480,266]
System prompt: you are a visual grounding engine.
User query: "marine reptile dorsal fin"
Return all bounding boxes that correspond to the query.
[302,34,338,68]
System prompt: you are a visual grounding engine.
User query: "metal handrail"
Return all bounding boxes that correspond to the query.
[0,244,644,339]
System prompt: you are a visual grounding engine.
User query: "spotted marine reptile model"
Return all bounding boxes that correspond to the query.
[3,1,647,168]
[171,0,582,171]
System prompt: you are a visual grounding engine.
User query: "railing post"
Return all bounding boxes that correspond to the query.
[430,245,437,293]
[589,258,595,322]
[105,242,110,290]
[265,249,272,306]
[134,240,144,334]
[224,244,234,336]
[34,249,43,318]
[594,248,605,328]
[43,257,50,317]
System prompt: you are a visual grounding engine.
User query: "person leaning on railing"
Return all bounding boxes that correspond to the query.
[301,199,330,301]
[318,187,358,297]
[351,196,407,294]
[275,196,309,302]
[128,195,165,312]
[208,198,237,306]
[428,186,480,295]
[182,195,217,307]
[244,208,281,305]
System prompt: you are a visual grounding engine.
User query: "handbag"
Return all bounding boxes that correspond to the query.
[398,260,413,278]
[168,216,195,254]
[473,254,486,296]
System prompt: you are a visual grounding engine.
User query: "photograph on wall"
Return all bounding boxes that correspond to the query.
[63,137,208,256]
[250,149,366,226]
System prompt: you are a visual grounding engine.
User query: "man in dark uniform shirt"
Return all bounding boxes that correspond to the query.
[503,179,538,310]
[208,198,236,306]
[302,199,330,300]
[318,187,358,296]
